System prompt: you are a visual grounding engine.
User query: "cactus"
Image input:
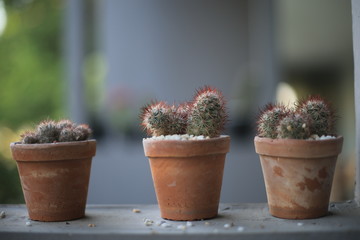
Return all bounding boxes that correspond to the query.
[257,95,337,139]
[20,119,92,144]
[186,86,227,137]
[56,119,74,130]
[58,127,77,142]
[141,101,172,136]
[21,131,39,144]
[74,124,92,141]
[168,104,188,135]
[296,96,335,137]
[140,86,228,138]
[277,113,311,139]
[257,104,290,139]
[140,101,189,136]
[36,120,59,143]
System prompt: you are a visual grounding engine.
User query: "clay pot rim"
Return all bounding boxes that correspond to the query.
[11,139,96,162]
[11,139,96,149]
[254,135,343,158]
[143,135,230,157]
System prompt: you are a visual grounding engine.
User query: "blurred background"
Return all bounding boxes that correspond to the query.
[0,0,355,204]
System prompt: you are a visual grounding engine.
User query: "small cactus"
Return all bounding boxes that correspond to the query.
[168,104,188,135]
[186,86,227,137]
[296,96,335,136]
[140,101,172,136]
[36,120,59,143]
[21,131,39,144]
[257,95,337,139]
[20,119,92,144]
[140,86,228,138]
[277,113,311,139]
[257,104,289,139]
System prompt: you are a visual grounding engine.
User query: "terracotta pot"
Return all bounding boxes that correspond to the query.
[254,136,343,219]
[10,140,96,222]
[143,136,230,221]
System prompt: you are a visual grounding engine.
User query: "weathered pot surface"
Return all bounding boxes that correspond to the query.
[254,136,343,219]
[143,135,230,221]
[11,140,96,222]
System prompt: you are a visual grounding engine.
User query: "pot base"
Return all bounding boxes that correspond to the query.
[160,206,218,221]
[29,210,85,222]
[269,205,328,219]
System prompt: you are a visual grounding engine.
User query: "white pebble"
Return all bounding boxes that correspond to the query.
[161,222,172,228]
[26,221,32,226]
[144,218,154,226]
[132,208,141,213]
[237,226,245,232]
[0,211,5,219]
[155,220,166,226]
[224,223,234,229]
[147,134,216,141]
[177,225,187,230]
[297,222,304,226]
[186,221,194,227]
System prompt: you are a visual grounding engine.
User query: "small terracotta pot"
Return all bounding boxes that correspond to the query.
[254,136,343,219]
[10,140,96,222]
[143,136,230,221]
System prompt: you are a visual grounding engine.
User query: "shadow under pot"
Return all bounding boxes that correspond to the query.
[143,136,231,221]
[10,140,96,222]
[254,136,343,219]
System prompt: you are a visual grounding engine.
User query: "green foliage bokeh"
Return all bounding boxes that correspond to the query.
[0,0,64,129]
[0,0,65,203]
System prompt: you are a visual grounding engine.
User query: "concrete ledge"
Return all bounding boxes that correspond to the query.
[1,203,360,240]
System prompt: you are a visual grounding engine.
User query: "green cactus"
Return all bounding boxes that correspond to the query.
[257,104,289,139]
[140,101,189,136]
[20,119,92,144]
[277,113,311,139]
[56,119,74,130]
[257,95,337,139]
[21,131,39,144]
[74,124,92,141]
[186,86,227,137]
[36,120,59,143]
[296,96,335,136]
[141,101,171,136]
[168,104,188,135]
[58,127,77,142]
[140,86,228,138]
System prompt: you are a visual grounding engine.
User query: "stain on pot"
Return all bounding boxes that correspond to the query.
[318,167,328,179]
[296,177,322,192]
[273,166,284,177]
